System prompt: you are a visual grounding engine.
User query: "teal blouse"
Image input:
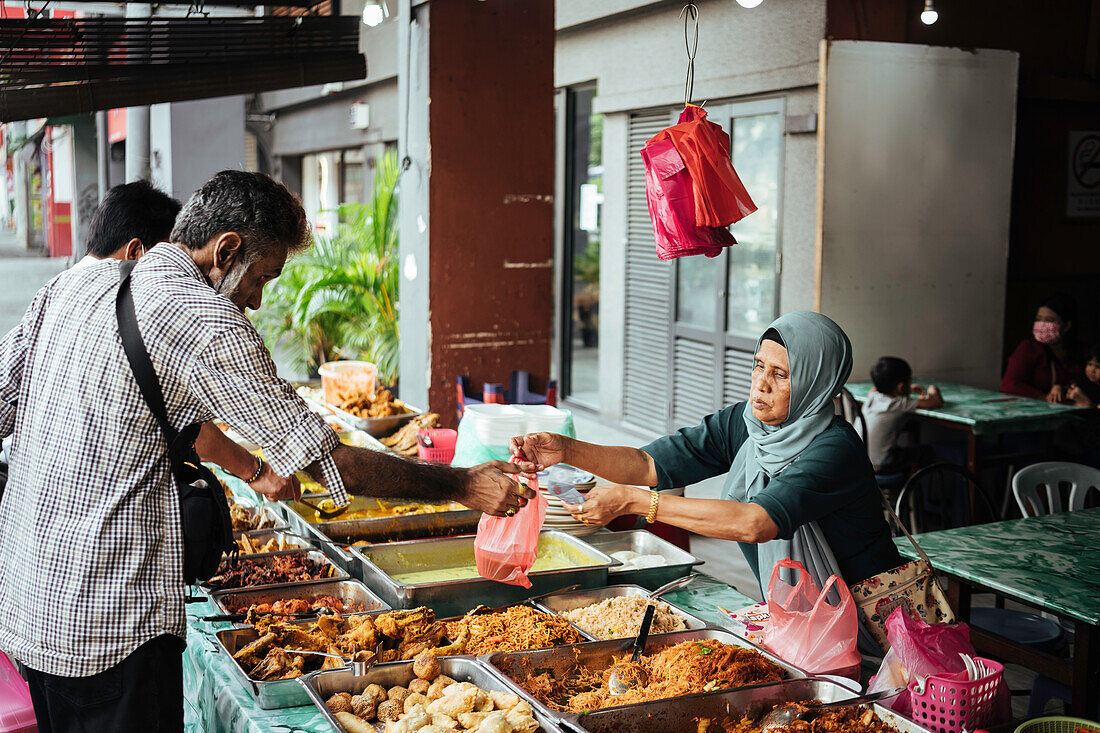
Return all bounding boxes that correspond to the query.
[642,401,901,590]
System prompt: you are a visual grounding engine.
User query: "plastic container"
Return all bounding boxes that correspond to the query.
[1014,717,1100,733]
[0,651,36,733]
[515,404,569,434]
[908,657,1004,733]
[462,404,526,446]
[318,360,377,406]
[417,428,457,464]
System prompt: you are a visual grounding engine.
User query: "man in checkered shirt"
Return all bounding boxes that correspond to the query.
[0,171,533,731]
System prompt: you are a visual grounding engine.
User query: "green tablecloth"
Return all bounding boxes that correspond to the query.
[894,507,1100,625]
[182,574,756,732]
[846,381,1082,435]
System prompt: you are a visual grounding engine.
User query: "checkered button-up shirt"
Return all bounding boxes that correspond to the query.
[0,244,348,677]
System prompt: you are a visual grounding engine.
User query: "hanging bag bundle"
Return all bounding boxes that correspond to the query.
[116,260,235,584]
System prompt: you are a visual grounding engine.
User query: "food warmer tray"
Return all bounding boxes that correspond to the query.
[282,504,358,578]
[203,548,348,594]
[481,627,807,722]
[207,578,389,621]
[529,583,709,636]
[284,495,482,546]
[329,402,423,438]
[232,529,312,557]
[299,656,563,732]
[581,529,704,590]
[214,607,401,709]
[350,530,620,617]
[554,677,930,733]
[228,501,287,537]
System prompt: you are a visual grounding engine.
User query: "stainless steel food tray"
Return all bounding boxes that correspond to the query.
[208,578,389,620]
[351,530,621,617]
[554,677,931,733]
[282,506,359,578]
[229,501,286,536]
[330,403,422,437]
[299,656,563,732]
[204,548,348,593]
[232,529,312,557]
[581,530,704,590]
[482,627,807,721]
[529,584,709,638]
[284,495,481,545]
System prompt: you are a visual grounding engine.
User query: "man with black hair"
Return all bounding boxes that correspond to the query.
[864,356,943,473]
[76,180,182,265]
[0,170,533,732]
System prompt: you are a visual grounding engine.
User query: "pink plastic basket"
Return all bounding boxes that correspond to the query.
[0,651,36,733]
[908,657,1004,733]
[417,429,457,464]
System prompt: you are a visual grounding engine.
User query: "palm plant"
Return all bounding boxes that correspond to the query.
[256,152,401,384]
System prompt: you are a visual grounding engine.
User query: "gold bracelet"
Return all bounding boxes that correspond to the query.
[244,457,264,484]
[645,490,660,524]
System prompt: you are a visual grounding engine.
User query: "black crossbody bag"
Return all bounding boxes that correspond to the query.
[115,260,235,584]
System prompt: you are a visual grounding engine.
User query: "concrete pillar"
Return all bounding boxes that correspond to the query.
[398,0,555,425]
[10,121,29,249]
[124,4,152,183]
[70,117,100,260]
[95,111,109,202]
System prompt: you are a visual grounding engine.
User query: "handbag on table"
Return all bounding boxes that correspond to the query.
[849,498,955,652]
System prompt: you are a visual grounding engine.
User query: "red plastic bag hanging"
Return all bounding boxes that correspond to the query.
[641,137,735,260]
[657,104,758,228]
[473,466,547,588]
[761,559,862,677]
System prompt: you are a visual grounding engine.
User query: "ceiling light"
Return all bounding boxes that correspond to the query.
[362,0,387,27]
[920,0,938,25]
[735,0,764,7]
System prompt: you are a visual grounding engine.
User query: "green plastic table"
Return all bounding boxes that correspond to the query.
[846,381,1083,480]
[182,574,757,732]
[895,507,1100,716]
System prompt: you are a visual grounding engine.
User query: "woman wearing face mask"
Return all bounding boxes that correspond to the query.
[511,312,901,612]
[1001,294,1083,403]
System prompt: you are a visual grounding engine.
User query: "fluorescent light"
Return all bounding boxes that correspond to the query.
[921,0,938,25]
[362,0,386,26]
[736,0,764,7]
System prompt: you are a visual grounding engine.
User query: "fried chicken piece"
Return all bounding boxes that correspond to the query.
[250,647,296,680]
[340,614,379,651]
[233,631,277,667]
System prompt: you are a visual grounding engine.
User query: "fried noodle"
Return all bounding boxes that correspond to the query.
[445,605,585,655]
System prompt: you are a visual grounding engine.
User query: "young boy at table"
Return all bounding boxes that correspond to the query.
[864,356,943,474]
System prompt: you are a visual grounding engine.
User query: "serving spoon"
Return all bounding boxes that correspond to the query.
[759,687,907,731]
[301,498,346,520]
[647,573,699,600]
[607,603,656,695]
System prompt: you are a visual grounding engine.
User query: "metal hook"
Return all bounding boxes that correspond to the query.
[679,3,700,107]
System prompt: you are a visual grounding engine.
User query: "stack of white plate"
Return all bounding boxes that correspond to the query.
[537,466,600,536]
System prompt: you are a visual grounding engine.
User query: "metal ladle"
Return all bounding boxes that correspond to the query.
[646,573,699,600]
[607,603,655,696]
[759,687,907,731]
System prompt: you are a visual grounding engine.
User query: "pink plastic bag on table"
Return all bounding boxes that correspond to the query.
[761,559,862,676]
[641,137,736,260]
[473,465,547,588]
[868,607,1011,722]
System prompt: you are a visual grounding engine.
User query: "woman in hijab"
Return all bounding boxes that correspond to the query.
[511,311,901,595]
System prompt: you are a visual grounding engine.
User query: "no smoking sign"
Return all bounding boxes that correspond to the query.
[1068,131,1100,217]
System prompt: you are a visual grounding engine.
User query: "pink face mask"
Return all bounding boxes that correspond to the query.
[1033,321,1061,345]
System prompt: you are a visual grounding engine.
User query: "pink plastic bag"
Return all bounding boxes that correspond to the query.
[473,470,547,588]
[868,607,1011,723]
[761,559,861,676]
[641,137,736,260]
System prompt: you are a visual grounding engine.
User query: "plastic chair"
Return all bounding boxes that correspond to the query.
[1012,461,1100,517]
[837,388,868,442]
[894,463,997,534]
[507,370,558,406]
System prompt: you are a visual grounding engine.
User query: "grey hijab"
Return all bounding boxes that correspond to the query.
[724,311,852,595]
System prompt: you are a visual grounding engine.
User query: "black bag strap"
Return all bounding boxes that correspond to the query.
[115,260,180,445]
